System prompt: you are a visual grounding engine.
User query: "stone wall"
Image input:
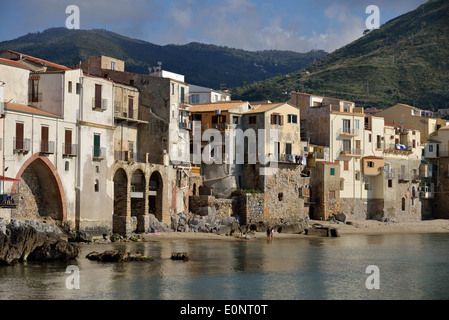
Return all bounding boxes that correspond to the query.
[190,195,236,220]
[238,193,265,225]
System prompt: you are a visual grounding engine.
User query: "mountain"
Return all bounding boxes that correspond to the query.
[231,0,449,110]
[0,27,326,89]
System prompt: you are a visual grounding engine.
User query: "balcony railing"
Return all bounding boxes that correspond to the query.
[277,154,303,164]
[385,143,412,153]
[13,138,31,153]
[92,98,108,111]
[179,121,192,130]
[338,128,359,136]
[398,173,411,182]
[62,143,78,156]
[39,140,55,154]
[340,148,363,157]
[93,146,106,160]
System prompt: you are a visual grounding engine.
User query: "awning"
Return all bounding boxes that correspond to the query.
[0,176,20,182]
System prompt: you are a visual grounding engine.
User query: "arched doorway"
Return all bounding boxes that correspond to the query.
[113,168,128,217]
[113,168,128,235]
[131,169,145,232]
[13,156,65,222]
[149,171,163,221]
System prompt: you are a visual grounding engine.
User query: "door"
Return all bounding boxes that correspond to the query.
[65,129,72,155]
[16,123,24,150]
[94,134,101,157]
[128,97,134,119]
[95,84,102,109]
[41,126,49,152]
[343,119,351,133]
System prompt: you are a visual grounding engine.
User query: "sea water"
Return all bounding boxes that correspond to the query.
[0,233,448,300]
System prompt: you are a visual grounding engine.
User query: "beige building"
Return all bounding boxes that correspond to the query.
[375,103,447,143]
[290,92,423,221]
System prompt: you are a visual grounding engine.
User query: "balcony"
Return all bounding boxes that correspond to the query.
[338,128,359,137]
[0,194,15,208]
[384,143,413,155]
[278,154,303,165]
[39,140,55,154]
[92,98,108,111]
[62,144,78,157]
[13,138,31,154]
[340,148,363,157]
[420,191,434,199]
[398,173,411,182]
[179,121,192,130]
[93,146,106,160]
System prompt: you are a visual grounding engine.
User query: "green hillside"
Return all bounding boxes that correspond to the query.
[0,28,326,89]
[231,0,449,110]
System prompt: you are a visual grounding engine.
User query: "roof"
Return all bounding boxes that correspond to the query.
[188,101,248,112]
[1,50,71,71]
[291,91,355,104]
[0,57,30,70]
[363,156,384,160]
[439,125,449,131]
[316,161,339,165]
[384,121,417,130]
[393,103,421,110]
[245,103,286,114]
[5,103,61,118]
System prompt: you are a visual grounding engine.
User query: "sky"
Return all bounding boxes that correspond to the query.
[0,0,428,53]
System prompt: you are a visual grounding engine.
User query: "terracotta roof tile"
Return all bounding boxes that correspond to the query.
[188,101,248,112]
[5,103,61,118]
[0,57,30,70]
[245,103,284,114]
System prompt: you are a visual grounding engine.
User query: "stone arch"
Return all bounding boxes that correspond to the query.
[131,169,146,232]
[113,168,128,217]
[149,170,163,222]
[11,154,66,222]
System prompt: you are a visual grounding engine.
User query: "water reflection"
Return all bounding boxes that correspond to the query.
[0,234,448,300]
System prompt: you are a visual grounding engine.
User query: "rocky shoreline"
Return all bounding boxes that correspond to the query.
[0,219,79,265]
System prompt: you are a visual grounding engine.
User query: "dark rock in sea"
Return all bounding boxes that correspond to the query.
[86,250,152,262]
[170,252,190,261]
[0,219,80,265]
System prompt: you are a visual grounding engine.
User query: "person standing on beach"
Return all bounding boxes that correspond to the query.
[267,226,271,240]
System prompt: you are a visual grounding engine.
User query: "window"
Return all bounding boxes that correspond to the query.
[65,161,70,171]
[111,61,116,70]
[31,79,39,102]
[367,161,374,168]
[288,114,298,124]
[429,144,434,152]
[76,83,81,95]
[340,179,345,190]
[271,114,283,125]
[249,116,257,124]
[68,81,72,93]
[369,134,372,143]
[95,166,100,173]
[355,120,360,130]
[286,143,292,156]
[388,179,393,188]
[191,94,200,104]
[278,193,283,201]
[401,197,406,211]
[330,168,335,176]
[329,191,336,199]
[94,179,99,192]
[412,139,416,148]
[344,161,349,171]
[171,83,175,95]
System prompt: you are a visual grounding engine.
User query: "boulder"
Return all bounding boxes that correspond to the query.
[335,212,348,224]
[86,250,152,262]
[0,219,79,265]
[170,252,189,261]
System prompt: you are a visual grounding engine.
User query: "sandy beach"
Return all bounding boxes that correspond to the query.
[139,219,449,242]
